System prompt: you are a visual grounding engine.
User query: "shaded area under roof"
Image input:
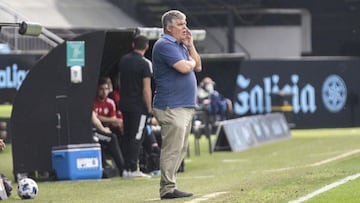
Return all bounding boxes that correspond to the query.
[0,0,142,29]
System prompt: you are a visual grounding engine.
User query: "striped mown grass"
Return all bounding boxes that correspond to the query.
[1,126,360,202]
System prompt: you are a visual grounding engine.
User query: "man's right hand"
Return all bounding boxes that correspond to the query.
[103,127,112,135]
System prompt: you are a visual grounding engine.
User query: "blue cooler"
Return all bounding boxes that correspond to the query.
[52,143,102,180]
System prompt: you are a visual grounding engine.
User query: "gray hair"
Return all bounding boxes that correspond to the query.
[161,10,186,32]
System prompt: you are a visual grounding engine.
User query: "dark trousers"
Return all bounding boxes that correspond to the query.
[95,131,125,172]
[122,111,148,171]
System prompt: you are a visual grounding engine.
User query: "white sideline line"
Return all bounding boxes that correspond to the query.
[308,149,360,166]
[264,149,360,173]
[223,159,248,163]
[184,192,229,203]
[264,166,297,172]
[288,173,360,203]
[177,175,215,180]
[144,191,228,202]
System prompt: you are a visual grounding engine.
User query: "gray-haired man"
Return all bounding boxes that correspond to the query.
[152,10,202,199]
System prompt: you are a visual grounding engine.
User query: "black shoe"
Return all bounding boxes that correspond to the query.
[161,189,193,199]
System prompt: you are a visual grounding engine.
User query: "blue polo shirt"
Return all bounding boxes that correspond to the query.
[152,34,197,109]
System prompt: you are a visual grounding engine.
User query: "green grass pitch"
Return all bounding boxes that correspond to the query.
[1,127,360,202]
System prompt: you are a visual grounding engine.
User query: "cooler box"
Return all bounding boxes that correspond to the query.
[52,143,102,180]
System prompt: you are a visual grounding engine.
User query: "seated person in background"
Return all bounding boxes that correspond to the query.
[105,77,122,119]
[0,138,5,151]
[0,139,13,197]
[197,77,233,120]
[92,111,125,176]
[139,117,161,176]
[93,77,123,135]
[139,117,185,173]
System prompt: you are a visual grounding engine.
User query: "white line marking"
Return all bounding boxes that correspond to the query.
[264,149,360,173]
[145,191,229,202]
[264,166,299,172]
[223,159,248,163]
[144,198,160,201]
[309,150,344,157]
[177,175,215,180]
[148,175,215,182]
[184,192,229,203]
[288,173,360,203]
[307,149,360,167]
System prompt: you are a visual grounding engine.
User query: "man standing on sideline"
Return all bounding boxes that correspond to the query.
[152,10,202,199]
[118,35,153,178]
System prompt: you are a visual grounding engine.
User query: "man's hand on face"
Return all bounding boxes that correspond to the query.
[182,28,194,48]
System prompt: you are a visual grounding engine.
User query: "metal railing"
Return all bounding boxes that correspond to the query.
[0,3,63,54]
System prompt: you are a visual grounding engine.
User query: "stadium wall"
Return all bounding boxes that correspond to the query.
[199,56,360,129]
[0,54,42,104]
[2,54,360,130]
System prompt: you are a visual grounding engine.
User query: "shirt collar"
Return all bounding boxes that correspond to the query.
[162,33,177,43]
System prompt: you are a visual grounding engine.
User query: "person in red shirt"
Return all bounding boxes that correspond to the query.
[93,77,123,135]
[105,77,123,119]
